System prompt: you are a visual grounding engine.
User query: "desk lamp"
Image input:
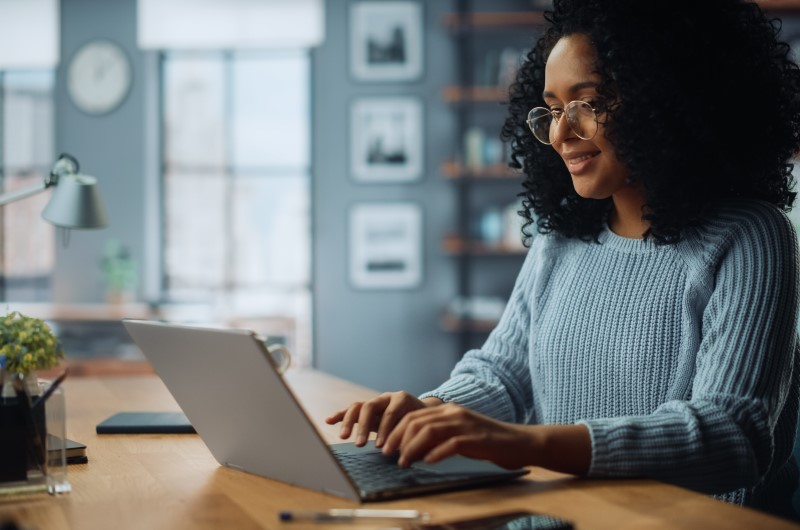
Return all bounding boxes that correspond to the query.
[0,153,107,230]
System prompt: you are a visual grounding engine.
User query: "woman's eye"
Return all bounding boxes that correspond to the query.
[583,98,603,109]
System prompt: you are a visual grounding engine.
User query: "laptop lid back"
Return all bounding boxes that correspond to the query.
[122,319,360,500]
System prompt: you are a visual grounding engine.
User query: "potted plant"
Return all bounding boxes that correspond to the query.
[100,239,137,304]
[0,311,64,484]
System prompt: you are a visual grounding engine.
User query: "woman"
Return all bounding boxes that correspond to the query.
[327,0,800,516]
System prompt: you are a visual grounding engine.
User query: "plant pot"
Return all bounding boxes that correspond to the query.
[0,373,68,496]
[0,394,46,483]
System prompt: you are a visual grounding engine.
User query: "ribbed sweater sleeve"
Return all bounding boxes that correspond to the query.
[581,203,799,493]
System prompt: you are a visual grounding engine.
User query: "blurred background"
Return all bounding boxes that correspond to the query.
[2,0,799,395]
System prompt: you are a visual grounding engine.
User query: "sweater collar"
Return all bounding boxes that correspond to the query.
[597,225,660,253]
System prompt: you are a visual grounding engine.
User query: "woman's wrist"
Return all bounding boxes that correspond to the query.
[421,396,444,408]
[526,423,591,475]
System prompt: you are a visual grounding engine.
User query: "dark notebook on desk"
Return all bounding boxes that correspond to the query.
[48,435,88,465]
[122,319,528,502]
[96,412,195,434]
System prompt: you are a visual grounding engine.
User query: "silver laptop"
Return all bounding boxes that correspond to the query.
[122,319,528,501]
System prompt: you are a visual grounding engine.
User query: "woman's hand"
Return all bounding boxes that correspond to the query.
[381,403,538,469]
[325,392,443,447]
[381,404,592,474]
[329,398,592,475]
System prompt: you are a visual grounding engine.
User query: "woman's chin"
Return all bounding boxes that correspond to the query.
[571,180,610,200]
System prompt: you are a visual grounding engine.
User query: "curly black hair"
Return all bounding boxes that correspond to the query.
[501,0,800,244]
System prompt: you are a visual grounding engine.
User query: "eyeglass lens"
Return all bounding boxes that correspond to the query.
[527,101,598,145]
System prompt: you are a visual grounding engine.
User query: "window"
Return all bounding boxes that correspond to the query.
[161,51,312,364]
[0,70,55,302]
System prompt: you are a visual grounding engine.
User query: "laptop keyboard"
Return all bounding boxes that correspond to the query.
[331,447,474,491]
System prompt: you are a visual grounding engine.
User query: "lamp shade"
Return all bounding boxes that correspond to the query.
[41,173,108,229]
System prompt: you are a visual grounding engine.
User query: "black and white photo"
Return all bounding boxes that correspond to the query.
[349,202,422,289]
[351,97,422,183]
[350,1,423,82]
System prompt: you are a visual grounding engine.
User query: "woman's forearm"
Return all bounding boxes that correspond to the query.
[528,423,592,475]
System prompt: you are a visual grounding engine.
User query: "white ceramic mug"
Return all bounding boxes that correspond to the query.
[257,336,291,374]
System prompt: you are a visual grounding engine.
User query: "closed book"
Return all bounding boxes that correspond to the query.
[47,435,88,465]
[96,412,195,434]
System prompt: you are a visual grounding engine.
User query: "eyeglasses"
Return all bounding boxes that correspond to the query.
[526,100,600,145]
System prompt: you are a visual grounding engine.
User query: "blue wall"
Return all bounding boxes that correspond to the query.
[54,0,147,305]
[311,1,462,394]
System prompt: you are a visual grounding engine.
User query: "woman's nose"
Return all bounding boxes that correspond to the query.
[549,116,574,145]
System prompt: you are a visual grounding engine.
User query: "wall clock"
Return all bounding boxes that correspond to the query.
[67,39,132,115]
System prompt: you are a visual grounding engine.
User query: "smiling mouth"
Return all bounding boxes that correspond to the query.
[567,152,599,166]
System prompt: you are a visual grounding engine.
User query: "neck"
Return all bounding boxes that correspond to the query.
[609,186,649,239]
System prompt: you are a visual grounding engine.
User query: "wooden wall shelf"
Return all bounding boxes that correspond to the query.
[442,86,509,103]
[756,0,800,11]
[440,313,498,333]
[443,12,545,29]
[442,161,521,180]
[443,235,527,256]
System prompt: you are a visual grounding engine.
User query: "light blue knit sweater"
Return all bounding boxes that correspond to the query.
[422,200,800,509]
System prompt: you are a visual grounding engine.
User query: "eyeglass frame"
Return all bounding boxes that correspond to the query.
[526,100,601,145]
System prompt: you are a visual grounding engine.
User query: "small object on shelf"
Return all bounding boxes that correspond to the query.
[503,200,527,251]
[464,127,486,171]
[483,137,505,167]
[463,127,507,172]
[498,47,524,87]
[441,296,507,333]
[479,207,504,244]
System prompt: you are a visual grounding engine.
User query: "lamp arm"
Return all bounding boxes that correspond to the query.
[0,181,49,206]
[0,154,78,207]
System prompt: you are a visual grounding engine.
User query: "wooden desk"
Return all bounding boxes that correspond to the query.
[0,372,797,530]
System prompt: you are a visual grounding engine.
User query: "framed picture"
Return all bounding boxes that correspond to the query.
[349,202,423,289]
[350,1,423,82]
[351,97,423,183]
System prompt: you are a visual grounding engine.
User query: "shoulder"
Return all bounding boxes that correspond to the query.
[711,200,794,234]
[682,200,798,270]
[515,229,586,283]
[522,229,588,268]
[528,227,588,254]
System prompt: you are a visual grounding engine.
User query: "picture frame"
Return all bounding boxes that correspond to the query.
[350,1,423,82]
[350,97,423,183]
[349,202,423,290]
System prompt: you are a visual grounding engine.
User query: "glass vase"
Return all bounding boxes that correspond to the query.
[0,372,71,496]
